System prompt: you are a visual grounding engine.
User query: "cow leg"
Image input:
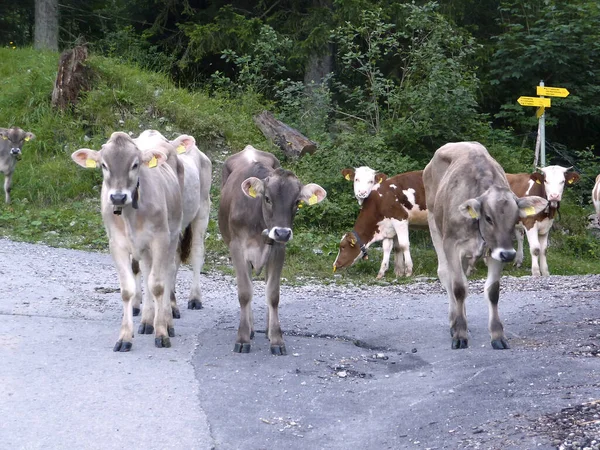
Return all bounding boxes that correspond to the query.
[138,259,155,335]
[377,238,394,279]
[265,244,286,355]
[231,247,253,353]
[147,239,176,348]
[445,241,469,349]
[486,258,509,349]
[525,226,542,276]
[188,213,209,310]
[427,213,450,290]
[110,244,136,352]
[391,219,412,277]
[171,244,182,319]
[392,236,405,278]
[538,232,550,276]
[131,259,142,317]
[513,225,525,268]
[4,172,12,204]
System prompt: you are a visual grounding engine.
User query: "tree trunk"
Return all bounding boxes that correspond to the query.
[253,111,317,159]
[34,0,59,51]
[304,45,333,86]
[52,45,91,110]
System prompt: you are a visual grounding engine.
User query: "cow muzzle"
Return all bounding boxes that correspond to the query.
[491,248,516,263]
[10,148,21,160]
[110,193,128,206]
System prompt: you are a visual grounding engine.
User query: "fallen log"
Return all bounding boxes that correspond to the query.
[253,110,317,158]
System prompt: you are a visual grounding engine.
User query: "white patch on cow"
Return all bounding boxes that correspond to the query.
[402,188,416,206]
[372,184,380,191]
[535,217,553,236]
[389,184,397,189]
[525,179,535,195]
[541,165,569,204]
[243,145,259,164]
[354,166,377,199]
[379,193,383,197]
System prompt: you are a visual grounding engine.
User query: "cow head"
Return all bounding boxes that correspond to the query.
[459,187,547,263]
[72,132,168,212]
[241,168,326,244]
[0,127,35,159]
[333,232,367,272]
[342,166,387,205]
[535,166,580,208]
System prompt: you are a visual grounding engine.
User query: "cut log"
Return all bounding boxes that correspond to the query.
[253,110,317,158]
[51,45,91,111]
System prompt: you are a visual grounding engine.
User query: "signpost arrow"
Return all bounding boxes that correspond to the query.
[536,86,570,98]
[517,96,551,107]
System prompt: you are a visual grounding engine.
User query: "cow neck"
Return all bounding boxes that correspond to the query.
[353,197,383,253]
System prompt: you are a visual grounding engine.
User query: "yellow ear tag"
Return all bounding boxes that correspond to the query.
[536,179,542,184]
[1,136,7,140]
[568,179,573,184]
[85,158,97,168]
[308,194,318,205]
[297,202,303,208]
[468,207,478,219]
[148,156,158,168]
[345,174,351,181]
[177,144,186,154]
[523,206,536,216]
[24,136,30,142]
[248,186,257,198]
[378,177,383,183]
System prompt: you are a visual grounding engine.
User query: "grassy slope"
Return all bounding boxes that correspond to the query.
[0,47,598,286]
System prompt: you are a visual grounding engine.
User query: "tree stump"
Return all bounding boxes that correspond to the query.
[51,45,91,111]
[253,110,317,158]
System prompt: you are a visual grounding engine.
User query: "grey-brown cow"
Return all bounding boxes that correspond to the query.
[423,142,547,350]
[218,145,326,355]
[0,127,35,203]
[72,132,183,352]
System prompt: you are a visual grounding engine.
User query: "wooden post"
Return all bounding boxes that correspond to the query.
[253,110,317,159]
[51,45,91,111]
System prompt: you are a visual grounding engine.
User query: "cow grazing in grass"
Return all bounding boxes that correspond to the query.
[506,166,579,276]
[0,127,35,203]
[72,132,183,351]
[424,142,547,350]
[219,145,326,355]
[334,171,427,278]
[134,130,212,315]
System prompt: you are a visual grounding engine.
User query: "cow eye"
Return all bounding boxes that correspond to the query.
[101,163,108,171]
[131,162,139,170]
[265,196,271,205]
[485,215,493,224]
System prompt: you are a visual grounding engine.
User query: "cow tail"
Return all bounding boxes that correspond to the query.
[180,225,193,264]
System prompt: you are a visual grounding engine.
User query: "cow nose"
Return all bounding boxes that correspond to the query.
[10,148,20,155]
[273,228,292,242]
[500,250,516,262]
[110,193,127,205]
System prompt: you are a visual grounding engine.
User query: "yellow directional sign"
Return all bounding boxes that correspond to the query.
[536,86,570,98]
[517,96,551,107]
[536,106,545,118]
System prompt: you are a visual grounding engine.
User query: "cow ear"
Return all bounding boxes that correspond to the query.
[172,134,196,155]
[142,149,167,168]
[517,195,548,218]
[341,168,354,181]
[300,183,327,206]
[375,172,387,184]
[241,177,264,198]
[565,171,580,186]
[24,132,35,142]
[72,149,100,169]
[459,199,481,219]
[0,129,7,140]
[530,172,544,185]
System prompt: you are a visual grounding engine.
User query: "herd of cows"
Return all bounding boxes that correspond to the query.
[0,126,597,354]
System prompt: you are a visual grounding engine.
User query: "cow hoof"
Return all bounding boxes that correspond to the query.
[270,345,287,356]
[168,326,175,337]
[451,338,468,349]
[138,323,154,335]
[250,331,255,340]
[132,307,141,316]
[113,340,132,352]
[155,336,171,348]
[188,299,203,310]
[233,343,251,353]
[172,308,181,319]
[491,338,510,350]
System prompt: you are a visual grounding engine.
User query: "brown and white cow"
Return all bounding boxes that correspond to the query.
[218,145,326,355]
[72,132,183,352]
[0,127,35,203]
[134,130,212,314]
[423,142,547,350]
[333,171,428,278]
[506,166,579,276]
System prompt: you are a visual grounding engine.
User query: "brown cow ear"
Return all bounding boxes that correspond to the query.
[300,183,327,205]
[565,171,580,186]
[459,199,480,219]
[172,134,195,154]
[241,177,264,198]
[375,172,387,184]
[24,132,35,142]
[530,172,544,185]
[341,168,354,181]
[71,149,100,169]
[142,149,167,168]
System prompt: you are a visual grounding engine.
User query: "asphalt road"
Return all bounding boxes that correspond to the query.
[1,238,599,449]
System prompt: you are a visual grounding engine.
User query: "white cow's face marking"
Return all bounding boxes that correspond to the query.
[540,165,569,205]
[353,166,377,199]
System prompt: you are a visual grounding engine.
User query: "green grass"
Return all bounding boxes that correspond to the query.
[1,47,599,286]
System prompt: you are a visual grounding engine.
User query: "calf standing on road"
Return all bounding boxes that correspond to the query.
[423,142,547,350]
[0,127,35,203]
[219,145,326,355]
[72,132,182,352]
